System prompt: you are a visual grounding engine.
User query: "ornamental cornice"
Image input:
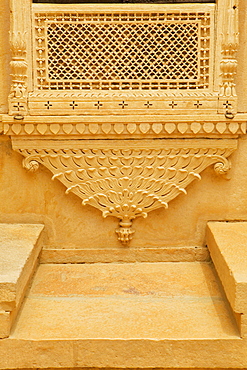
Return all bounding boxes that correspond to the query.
[3,116,246,137]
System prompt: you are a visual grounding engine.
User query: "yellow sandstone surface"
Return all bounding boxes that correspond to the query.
[207,222,247,314]
[0,224,44,338]
[1,0,247,369]
[12,262,239,340]
[0,260,244,369]
[0,222,247,368]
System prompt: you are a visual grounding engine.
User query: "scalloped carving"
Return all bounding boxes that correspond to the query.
[4,120,246,137]
[15,139,237,245]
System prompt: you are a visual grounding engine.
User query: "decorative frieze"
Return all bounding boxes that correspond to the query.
[4,119,246,137]
[27,95,233,116]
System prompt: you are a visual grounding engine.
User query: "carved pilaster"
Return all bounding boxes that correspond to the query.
[219,0,239,103]
[8,0,31,117]
[9,31,28,117]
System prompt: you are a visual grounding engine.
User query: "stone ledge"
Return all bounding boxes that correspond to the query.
[207,221,247,315]
[0,223,44,338]
[40,246,210,264]
[0,338,244,369]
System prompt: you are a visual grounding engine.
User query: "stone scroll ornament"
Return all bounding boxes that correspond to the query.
[18,140,236,245]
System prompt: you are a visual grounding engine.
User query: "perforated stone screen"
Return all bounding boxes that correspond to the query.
[34,8,213,90]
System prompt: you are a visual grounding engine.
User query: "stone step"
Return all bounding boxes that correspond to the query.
[207,221,247,315]
[2,221,247,368]
[12,262,238,341]
[0,261,242,369]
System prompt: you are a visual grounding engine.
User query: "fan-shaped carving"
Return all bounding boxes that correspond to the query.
[15,139,236,245]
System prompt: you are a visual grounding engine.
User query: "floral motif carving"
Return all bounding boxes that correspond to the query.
[16,139,236,245]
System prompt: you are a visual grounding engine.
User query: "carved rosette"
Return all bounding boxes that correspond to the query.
[15,139,236,245]
[219,0,238,103]
[9,31,28,116]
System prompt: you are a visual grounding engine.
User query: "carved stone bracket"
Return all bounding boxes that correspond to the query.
[12,139,237,245]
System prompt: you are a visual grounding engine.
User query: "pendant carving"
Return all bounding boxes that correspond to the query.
[14,139,236,245]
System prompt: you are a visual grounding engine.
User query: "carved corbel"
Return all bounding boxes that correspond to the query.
[219,0,238,104]
[15,139,236,246]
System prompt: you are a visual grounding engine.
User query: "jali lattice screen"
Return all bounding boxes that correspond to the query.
[33,9,213,90]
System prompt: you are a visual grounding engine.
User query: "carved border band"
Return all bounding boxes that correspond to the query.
[4,120,246,137]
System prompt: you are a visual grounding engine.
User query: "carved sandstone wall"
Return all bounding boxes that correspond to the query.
[0,0,247,254]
